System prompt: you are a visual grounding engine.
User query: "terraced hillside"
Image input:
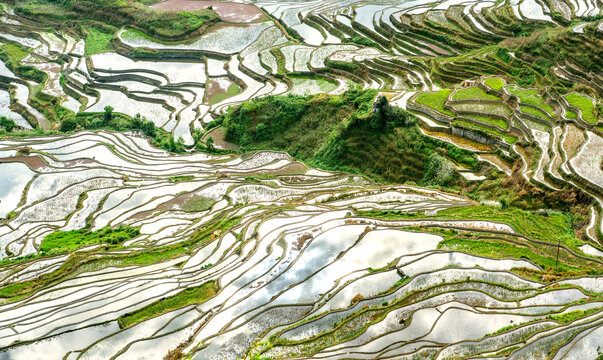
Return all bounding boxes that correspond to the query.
[0,0,602,359]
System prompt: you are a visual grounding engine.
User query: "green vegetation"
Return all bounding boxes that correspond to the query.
[41,226,140,255]
[565,93,597,124]
[520,105,551,120]
[454,119,518,144]
[484,78,504,91]
[118,280,218,328]
[507,86,555,116]
[546,307,602,323]
[464,114,509,129]
[216,88,477,184]
[120,28,149,42]
[0,215,241,301]
[181,197,214,212]
[0,117,16,132]
[347,35,379,48]
[565,109,578,120]
[168,175,195,183]
[84,26,115,55]
[414,89,454,116]
[363,205,580,246]
[452,87,500,101]
[62,111,186,153]
[0,43,45,83]
[513,25,601,80]
[16,0,218,39]
[439,238,583,272]
[0,43,29,62]
[431,23,601,94]
[421,153,455,187]
[207,83,240,105]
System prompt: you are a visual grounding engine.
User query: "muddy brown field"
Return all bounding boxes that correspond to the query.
[151,0,266,23]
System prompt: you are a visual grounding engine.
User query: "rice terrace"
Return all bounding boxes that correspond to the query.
[0,0,602,358]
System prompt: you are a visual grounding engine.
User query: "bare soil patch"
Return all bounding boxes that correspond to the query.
[0,156,48,171]
[202,126,239,150]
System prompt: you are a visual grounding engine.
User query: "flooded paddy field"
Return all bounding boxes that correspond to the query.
[0,131,601,359]
[0,0,602,358]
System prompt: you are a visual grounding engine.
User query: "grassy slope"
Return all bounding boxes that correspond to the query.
[430,21,602,95]
[414,89,454,116]
[217,89,477,185]
[41,226,140,255]
[565,93,597,124]
[118,280,218,328]
[84,26,115,55]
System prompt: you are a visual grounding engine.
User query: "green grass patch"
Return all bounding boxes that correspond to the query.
[361,205,579,246]
[118,280,218,328]
[520,105,551,120]
[0,216,241,300]
[464,114,509,129]
[506,86,555,116]
[564,93,597,124]
[207,83,240,105]
[17,0,218,39]
[546,307,602,323]
[168,175,194,183]
[565,110,578,120]
[0,43,29,62]
[484,78,504,91]
[41,226,140,255]
[414,89,454,116]
[84,26,115,55]
[452,87,500,101]
[120,28,148,41]
[439,238,582,272]
[181,197,214,212]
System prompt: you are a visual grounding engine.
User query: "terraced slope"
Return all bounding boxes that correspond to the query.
[0,0,602,359]
[0,131,602,360]
[1,0,600,142]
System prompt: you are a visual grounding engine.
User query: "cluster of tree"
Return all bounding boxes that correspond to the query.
[359,95,417,131]
[215,87,475,185]
[0,117,16,133]
[61,106,185,153]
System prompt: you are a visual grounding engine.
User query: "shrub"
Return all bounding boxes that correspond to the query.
[0,117,16,132]
[420,153,455,186]
[60,117,77,132]
[254,123,270,142]
[103,106,114,125]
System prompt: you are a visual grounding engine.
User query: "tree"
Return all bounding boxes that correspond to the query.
[206,136,215,152]
[0,117,16,132]
[60,117,77,132]
[420,153,455,186]
[254,123,270,142]
[103,106,114,125]
[192,128,203,144]
[141,119,155,138]
[132,113,143,129]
